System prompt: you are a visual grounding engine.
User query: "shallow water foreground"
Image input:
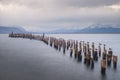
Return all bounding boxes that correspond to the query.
[0,34,120,80]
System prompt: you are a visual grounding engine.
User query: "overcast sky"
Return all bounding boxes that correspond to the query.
[0,0,120,31]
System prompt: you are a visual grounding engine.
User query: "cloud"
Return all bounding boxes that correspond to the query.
[0,0,120,31]
[60,0,119,7]
[0,0,120,8]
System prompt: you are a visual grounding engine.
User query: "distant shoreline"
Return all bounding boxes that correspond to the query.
[1,33,120,34]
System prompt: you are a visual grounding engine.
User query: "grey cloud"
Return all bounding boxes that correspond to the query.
[0,0,120,8]
[0,0,120,31]
[56,0,120,8]
[0,0,44,8]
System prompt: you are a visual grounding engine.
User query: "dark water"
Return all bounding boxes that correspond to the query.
[0,34,120,80]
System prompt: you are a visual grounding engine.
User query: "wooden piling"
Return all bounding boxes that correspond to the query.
[93,49,98,61]
[102,50,107,60]
[9,33,119,74]
[92,42,95,54]
[74,47,78,59]
[78,50,82,61]
[113,55,118,68]
[101,60,106,75]
[98,43,101,57]
[107,54,112,66]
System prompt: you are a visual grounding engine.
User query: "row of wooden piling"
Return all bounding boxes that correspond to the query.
[9,33,118,75]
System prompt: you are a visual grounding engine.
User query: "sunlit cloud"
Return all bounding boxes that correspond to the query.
[108,4,120,11]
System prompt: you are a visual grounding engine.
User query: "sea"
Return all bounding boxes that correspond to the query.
[0,34,120,80]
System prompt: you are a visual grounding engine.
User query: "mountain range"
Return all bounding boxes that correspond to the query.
[47,24,120,34]
[0,24,120,34]
[0,26,27,34]
[49,27,120,34]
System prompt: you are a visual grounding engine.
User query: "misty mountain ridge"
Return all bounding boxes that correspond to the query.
[87,24,120,28]
[0,24,120,34]
[48,24,120,34]
[0,26,27,34]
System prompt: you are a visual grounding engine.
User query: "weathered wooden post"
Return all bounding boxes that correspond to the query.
[108,48,113,57]
[93,49,98,61]
[78,50,82,61]
[87,42,90,52]
[102,45,107,60]
[67,40,70,50]
[107,54,112,66]
[82,41,85,52]
[101,60,106,75]
[74,47,78,59]
[83,43,87,56]
[113,55,118,69]
[59,41,62,51]
[79,41,82,52]
[70,48,73,57]
[107,48,112,66]
[98,43,101,57]
[63,40,66,54]
[92,42,95,54]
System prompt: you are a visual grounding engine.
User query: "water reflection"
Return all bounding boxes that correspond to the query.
[101,74,107,80]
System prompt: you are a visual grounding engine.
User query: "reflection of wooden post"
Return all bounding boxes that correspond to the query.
[70,48,73,57]
[86,53,90,66]
[101,60,106,75]
[113,55,118,68]
[84,56,87,64]
[91,58,94,69]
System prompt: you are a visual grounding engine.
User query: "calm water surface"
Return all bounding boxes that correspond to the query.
[0,34,120,80]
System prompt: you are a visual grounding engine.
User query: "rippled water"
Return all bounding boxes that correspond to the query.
[0,34,120,80]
